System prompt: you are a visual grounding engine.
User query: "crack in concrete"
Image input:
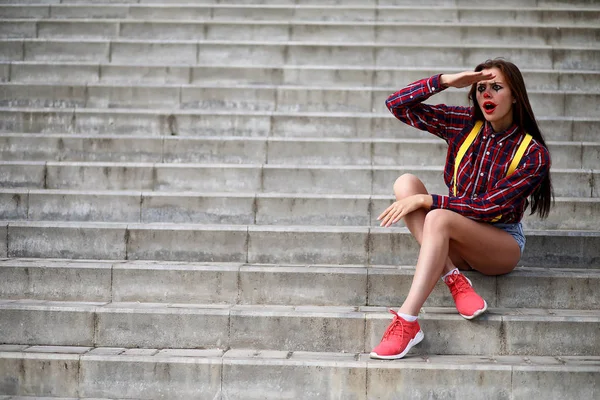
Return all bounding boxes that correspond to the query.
[124,228,130,261]
[5,223,8,258]
[139,192,143,224]
[43,161,48,189]
[110,262,114,304]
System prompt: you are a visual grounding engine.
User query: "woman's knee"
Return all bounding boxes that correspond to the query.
[423,209,454,235]
[393,174,428,199]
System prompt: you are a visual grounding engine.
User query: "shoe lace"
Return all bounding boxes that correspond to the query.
[446,273,472,297]
[381,310,408,341]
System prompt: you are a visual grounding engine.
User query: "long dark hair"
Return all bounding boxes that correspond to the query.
[468,58,553,219]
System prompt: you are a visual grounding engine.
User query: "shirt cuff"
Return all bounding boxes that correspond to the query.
[431,194,448,210]
[427,74,445,94]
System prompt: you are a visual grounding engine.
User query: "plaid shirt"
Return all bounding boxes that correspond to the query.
[386,74,551,223]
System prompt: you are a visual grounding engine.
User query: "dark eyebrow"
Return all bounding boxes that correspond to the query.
[478,81,504,86]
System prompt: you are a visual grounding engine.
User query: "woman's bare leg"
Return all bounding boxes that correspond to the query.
[393,174,468,273]
[391,174,521,316]
[398,208,521,316]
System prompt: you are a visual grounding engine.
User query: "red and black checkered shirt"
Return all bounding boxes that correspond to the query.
[386,74,551,223]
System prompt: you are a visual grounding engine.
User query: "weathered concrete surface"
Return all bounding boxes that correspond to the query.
[0,346,598,400]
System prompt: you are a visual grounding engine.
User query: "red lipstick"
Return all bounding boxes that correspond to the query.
[482,101,497,115]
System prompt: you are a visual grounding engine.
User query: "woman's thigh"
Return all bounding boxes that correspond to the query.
[426,209,521,275]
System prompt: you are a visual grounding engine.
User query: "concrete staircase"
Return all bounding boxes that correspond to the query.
[0,0,599,398]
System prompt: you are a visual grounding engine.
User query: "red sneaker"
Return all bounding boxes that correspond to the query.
[444,270,487,319]
[369,310,424,360]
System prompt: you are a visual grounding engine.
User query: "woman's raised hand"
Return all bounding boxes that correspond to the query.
[440,70,496,89]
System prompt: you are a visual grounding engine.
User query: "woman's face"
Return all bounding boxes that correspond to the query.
[475,67,515,132]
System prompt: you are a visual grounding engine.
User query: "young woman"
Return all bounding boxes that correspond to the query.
[370,59,553,360]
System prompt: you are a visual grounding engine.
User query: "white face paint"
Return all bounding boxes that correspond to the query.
[476,67,516,132]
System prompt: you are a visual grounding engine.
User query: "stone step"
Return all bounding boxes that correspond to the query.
[1,108,598,142]
[2,19,599,47]
[1,38,599,70]
[1,300,598,356]
[0,161,596,198]
[2,221,599,268]
[0,0,596,398]
[12,0,596,6]
[1,188,597,231]
[0,346,597,400]
[1,259,598,310]
[1,83,598,117]
[1,4,600,24]
[1,134,598,170]
[3,62,600,91]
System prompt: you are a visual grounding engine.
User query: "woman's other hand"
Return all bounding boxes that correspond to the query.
[440,70,496,89]
[377,195,433,227]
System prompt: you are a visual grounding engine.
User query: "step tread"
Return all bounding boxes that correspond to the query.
[4,60,600,74]
[2,106,599,120]
[4,17,600,28]
[3,81,600,94]
[2,299,599,320]
[3,3,600,10]
[2,132,599,146]
[2,258,600,275]
[4,219,600,234]
[4,37,600,49]
[1,344,599,369]
[2,159,595,171]
[2,187,599,201]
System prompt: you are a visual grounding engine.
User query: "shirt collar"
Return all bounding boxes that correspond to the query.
[483,122,520,143]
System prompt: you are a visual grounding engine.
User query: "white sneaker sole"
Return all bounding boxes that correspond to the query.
[369,330,424,360]
[459,300,488,320]
[456,276,488,320]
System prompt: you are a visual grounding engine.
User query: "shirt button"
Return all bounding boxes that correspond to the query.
[486,151,490,155]
[472,195,477,199]
[432,87,436,90]
[410,95,413,99]
[480,173,484,177]
[492,134,495,138]
[483,136,487,139]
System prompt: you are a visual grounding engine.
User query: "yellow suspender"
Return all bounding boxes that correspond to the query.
[453,121,533,197]
[507,134,533,176]
[453,121,483,196]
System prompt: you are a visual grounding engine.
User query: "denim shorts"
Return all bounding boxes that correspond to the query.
[493,222,526,255]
